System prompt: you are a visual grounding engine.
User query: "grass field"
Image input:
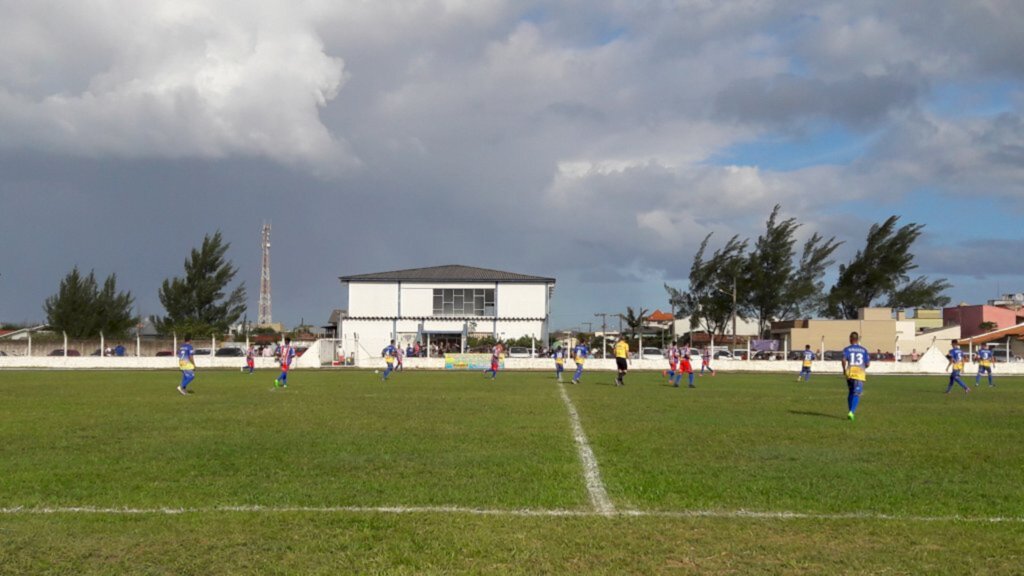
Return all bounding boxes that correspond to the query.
[1,368,1022,574]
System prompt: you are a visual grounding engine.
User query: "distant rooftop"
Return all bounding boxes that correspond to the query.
[340,264,556,284]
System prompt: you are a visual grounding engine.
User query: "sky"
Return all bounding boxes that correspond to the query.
[2,0,1024,331]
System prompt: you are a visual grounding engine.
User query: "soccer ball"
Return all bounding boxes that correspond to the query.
[374,369,379,374]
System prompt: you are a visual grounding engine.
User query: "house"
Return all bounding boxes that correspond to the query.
[772,308,960,357]
[336,265,555,359]
[943,304,1024,339]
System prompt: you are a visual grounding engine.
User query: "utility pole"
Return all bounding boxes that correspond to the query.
[594,313,609,358]
[731,276,738,345]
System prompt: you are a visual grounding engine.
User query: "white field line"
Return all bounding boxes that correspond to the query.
[556,381,615,515]
[0,505,1021,523]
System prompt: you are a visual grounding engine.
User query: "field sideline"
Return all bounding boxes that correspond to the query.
[1,368,1022,574]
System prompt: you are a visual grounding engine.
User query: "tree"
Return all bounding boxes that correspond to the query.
[666,233,748,337]
[620,306,650,343]
[156,232,247,336]
[44,267,137,338]
[826,216,950,319]
[744,205,841,336]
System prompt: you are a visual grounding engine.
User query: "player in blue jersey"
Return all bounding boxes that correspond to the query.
[274,337,296,389]
[797,345,816,382]
[176,336,195,395]
[552,345,566,381]
[945,340,970,394]
[975,344,995,387]
[381,339,397,381]
[571,340,589,384]
[841,332,870,421]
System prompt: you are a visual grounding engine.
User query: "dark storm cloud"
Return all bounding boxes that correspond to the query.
[3,1,1024,327]
[914,239,1024,279]
[715,73,922,128]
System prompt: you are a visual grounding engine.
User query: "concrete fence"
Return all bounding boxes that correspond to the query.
[3,340,1023,375]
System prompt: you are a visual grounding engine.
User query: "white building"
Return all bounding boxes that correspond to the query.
[336,265,556,359]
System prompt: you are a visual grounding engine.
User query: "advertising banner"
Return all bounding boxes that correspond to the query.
[444,353,503,370]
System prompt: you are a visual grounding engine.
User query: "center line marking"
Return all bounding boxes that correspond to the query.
[557,381,615,515]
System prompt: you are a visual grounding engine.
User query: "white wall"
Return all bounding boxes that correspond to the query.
[497,283,547,317]
[347,282,399,316]
[399,283,436,316]
[7,343,1024,375]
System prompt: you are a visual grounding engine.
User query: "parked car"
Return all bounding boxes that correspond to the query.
[193,348,211,356]
[714,350,735,360]
[507,346,533,358]
[0,350,7,356]
[869,352,896,362]
[640,347,663,359]
[991,349,1018,363]
[48,349,81,356]
[214,347,245,357]
[823,350,844,361]
[751,350,778,360]
[155,350,174,357]
[787,350,804,361]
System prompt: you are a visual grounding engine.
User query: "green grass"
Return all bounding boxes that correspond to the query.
[1,368,1022,574]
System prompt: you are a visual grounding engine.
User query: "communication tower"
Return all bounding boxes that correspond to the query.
[258,222,272,325]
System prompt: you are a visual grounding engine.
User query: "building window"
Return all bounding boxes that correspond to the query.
[433,288,494,316]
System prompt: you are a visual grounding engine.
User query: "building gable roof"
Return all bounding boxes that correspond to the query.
[340,264,555,284]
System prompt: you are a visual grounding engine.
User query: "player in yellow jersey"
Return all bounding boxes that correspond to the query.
[614,336,630,387]
[553,345,566,382]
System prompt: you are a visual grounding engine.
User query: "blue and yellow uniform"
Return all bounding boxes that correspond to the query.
[798,349,815,381]
[946,346,969,393]
[553,348,565,381]
[976,347,995,387]
[572,343,589,384]
[842,343,870,420]
[382,343,397,381]
[177,341,195,395]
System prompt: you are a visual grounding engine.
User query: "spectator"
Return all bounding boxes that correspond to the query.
[114,344,126,357]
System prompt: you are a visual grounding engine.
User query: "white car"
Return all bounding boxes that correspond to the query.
[640,347,663,359]
[507,346,533,358]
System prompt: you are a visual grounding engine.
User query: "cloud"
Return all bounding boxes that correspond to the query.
[715,73,922,128]
[0,1,355,173]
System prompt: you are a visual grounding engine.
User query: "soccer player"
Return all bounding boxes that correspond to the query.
[841,331,870,421]
[484,342,502,380]
[176,335,195,395]
[700,346,715,376]
[572,339,589,384]
[381,339,397,381]
[395,344,405,372]
[274,337,296,388]
[674,342,695,388]
[553,345,565,381]
[945,340,970,394]
[975,344,995,387]
[664,341,680,382]
[614,336,629,386]
[245,344,255,375]
[797,344,815,382]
